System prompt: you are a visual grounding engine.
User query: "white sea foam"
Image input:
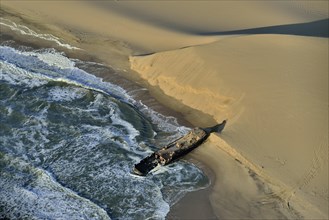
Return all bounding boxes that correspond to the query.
[151,165,170,175]
[0,46,129,100]
[22,50,76,69]
[133,100,190,136]
[0,155,111,220]
[111,110,140,145]
[7,45,188,134]
[0,45,188,137]
[0,61,48,88]
[48,86,87,101]
[0,45,207,220]
[0,18,80,50]
[0,45,191,160]
[6,106,13,116]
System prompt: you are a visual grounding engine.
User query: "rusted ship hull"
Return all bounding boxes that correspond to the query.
[133,120,227,176]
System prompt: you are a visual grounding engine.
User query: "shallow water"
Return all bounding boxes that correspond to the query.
[0,45,209,219]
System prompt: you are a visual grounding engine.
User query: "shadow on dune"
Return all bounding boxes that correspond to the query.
[200,19,329,38]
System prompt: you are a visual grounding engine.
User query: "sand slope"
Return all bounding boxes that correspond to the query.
[131,34,328,218]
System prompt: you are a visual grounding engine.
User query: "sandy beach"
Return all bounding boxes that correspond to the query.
[1,1,328,219]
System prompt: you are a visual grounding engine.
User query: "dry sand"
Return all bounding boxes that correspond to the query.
[1,1,328,219]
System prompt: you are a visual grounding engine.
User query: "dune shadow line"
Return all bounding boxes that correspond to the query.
[200,19,329,38]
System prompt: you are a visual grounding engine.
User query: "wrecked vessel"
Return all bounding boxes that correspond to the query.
[133,120,227,176]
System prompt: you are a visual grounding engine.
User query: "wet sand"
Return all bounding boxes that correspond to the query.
[1,1,328,219]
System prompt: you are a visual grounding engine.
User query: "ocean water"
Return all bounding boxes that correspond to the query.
[0,44,209,219]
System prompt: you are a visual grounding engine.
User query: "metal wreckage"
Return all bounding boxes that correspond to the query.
[133,120,227,176]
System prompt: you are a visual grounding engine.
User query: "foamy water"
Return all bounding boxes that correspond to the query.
[0,45,209,219]
[0,18,80,50]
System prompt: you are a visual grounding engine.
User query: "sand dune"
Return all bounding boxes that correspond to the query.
[131,34,328,218]
[1,1,328,52]
[1,0,328,219]
[91,1,329,33]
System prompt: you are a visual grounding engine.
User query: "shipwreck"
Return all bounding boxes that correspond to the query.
[133,120,227,176]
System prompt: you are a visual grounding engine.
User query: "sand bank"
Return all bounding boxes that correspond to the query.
[1,1,328,219]
[131,34,328,218]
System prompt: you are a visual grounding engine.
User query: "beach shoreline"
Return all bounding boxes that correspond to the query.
[0,7,218,219]
[1,1,328,219]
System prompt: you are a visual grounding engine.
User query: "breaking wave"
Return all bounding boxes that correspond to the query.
[0,45,208,219]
